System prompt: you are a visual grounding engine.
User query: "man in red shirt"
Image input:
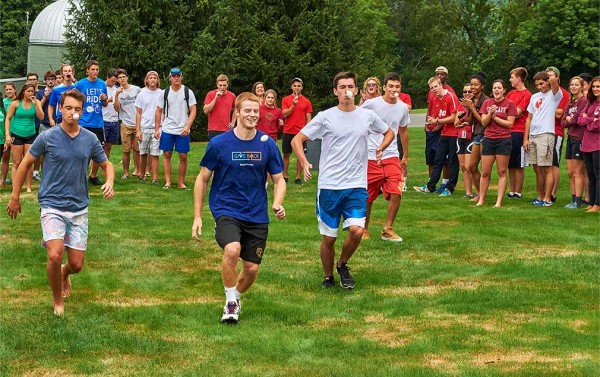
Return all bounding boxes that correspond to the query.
[506,67,532,199]
[546,67,570,203]
[281,78,313,185]
[203,74,236,141]
[414,76,458,196]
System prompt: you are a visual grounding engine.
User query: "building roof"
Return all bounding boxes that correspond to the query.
[29,0,79,45]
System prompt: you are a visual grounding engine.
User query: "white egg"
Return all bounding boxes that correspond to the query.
[72,113,80,120]
[260,135,269,142]
[393,93,399,98]
[346,90,354,99]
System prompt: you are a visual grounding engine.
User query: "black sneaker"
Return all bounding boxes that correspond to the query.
[551,195,557,203]
[88,176,103,186]
[294,178,302,185]
[336,263,355,289]
[283,177,289,183]
[322,276,335,288]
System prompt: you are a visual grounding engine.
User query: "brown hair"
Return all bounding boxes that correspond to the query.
[510,67,528,82]
[60,89,85,107]
[333,71,357,88]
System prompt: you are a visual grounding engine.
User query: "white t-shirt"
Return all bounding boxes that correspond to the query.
[157,85,197,135]
[134,87,164,132]
[117,85,141,126]
[362,96,410,160]
[301,106,389,190]
[527,89,563,135]
[102,84,119,122]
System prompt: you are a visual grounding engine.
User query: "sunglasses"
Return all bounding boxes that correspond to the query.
[367,83,378,87]
[463,90,472,94]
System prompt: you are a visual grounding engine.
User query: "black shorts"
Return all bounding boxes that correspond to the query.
[282,133,305,155]
[397,137,403,160]
[457,138,472,155]
[215,216,268,265]
[552,135,563,167]
[83,127,105,145]
[565,137,583,160]
[482,137,512,156]
[10,133,36,145]
[207,130,226,142]
[508,132,526,168]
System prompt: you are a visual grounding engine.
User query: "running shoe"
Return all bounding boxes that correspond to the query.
[535,200,553,207]
[439,188,452,197]
[464,193,476,199]
[564,202,577,209]
[530,198,543,205]
[322,276,335,289]
[435,183,447,193]
[336,263,355,289]
[294,178,303,185]
[413,184,433,193]
[221,301,240,323]
[381,228,403,242]
[88,176,103,186]
[33,173,40,181]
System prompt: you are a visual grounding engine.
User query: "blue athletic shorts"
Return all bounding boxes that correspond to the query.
[103,121,119,144]
[159,132,190,153]
[316,188,367,237]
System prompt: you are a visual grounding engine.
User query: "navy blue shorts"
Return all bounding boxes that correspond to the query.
[103,121,119,144]
[159,132,190,153]
[425,131,440,165]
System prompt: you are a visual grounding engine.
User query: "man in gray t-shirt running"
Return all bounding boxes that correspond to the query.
[7,89,115,316]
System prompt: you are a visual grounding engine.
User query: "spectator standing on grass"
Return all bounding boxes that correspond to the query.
[282,78,312,185]
[257,89,283,142]
[358,76,381,106]
[413,76,458,196]
[33,70,57,181]
[6,89,114,316]
[476,79,517,207]
[578,76,600,213]
[506,67,532,199]
[101,69,119,165]
[203,74,236,142]
[75,60,109,186]
[361,72,409,242]
[2,83,17,186]
[155,67,197,190]
[252,81,266,104]
[135,71,163,185]
[114,68,142,179]
[562,76,589,209]
[4,83,44,193]
[48,65,76,129]
[463,72,488,201]
[291,72,394,290]
[0,94,6,187]
[192,92,286,323]
[546,67,570,204]
[456,84,475,198]
[523,71,563,207]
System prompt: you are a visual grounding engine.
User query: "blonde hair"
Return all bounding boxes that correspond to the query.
[362,76,381,94]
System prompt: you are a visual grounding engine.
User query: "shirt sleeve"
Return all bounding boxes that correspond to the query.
[203,91,215,105]
[200,140,220,171]
[507,101,518,117]
[301,112,325,140]
[90,137,108,164]
[188,89,197,107]
[369,111,389,134]
[28,131,47,158]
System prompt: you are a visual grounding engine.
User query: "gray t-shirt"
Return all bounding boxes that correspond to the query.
[362,96,410,160]
[118,85,141,126]
[156,85,197,135]
[29,126,107,211]
[301,106,389,190]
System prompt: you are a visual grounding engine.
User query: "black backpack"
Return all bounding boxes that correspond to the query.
[163,86,190,117]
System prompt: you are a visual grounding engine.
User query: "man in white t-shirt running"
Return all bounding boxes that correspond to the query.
[361,72,410,242]
[291,72,394,290]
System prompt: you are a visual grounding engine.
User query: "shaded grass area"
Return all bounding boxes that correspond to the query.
[1,128,599,376]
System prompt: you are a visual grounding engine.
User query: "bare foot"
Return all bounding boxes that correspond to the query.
[62,264,72,298]
[470,195,479,202]
[587,205,600,213]
[494,204,502,208]
[53,305,64,316]
[475,202,484,207]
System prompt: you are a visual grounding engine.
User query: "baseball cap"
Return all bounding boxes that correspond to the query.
[546,66,560,77]
[145,70,159,80]
[292,77,303,85]
[435,66,449,74]
[169,67,183,76]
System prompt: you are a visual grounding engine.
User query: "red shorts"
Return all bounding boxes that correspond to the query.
[367,158,404,203]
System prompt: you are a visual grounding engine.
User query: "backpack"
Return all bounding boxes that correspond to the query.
[163,86,190,117]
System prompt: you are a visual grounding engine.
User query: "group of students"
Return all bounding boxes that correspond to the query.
[411,66,600,213]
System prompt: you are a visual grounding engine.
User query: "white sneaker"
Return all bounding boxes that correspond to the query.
[221,301,240,323]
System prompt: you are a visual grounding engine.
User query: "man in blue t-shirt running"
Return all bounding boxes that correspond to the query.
[192,92,286,324]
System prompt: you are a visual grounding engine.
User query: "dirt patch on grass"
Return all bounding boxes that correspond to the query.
[424,354,458,374]
[308,317,352,330]
[362,314,415,347]
[417,220,461,227]
[23,368,71,377]
[472,350,593,371]
[378,278,488,297]
[104,295,219,307]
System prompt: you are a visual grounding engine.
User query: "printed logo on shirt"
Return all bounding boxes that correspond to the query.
[534,98,545,111]
[439,110,447,117]
[232,152,262,161]
[595,108,600,116]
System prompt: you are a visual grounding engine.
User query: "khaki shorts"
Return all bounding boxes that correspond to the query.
[120,123,139,153]
[529,133,555,167]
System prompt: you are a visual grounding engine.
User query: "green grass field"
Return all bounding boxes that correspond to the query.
[1,128,598,376]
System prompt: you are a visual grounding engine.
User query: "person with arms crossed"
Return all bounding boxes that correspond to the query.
[1,83,17,186]
[135,71,163,184]
[361,72,409,242]
[577,76,600,213]
[6,89,114,316]
[192,92,286,323]
[291,72,394,289]
[155,67,197,190]
[203,74,236,141]
[114,69,142,179]
[282,78,313,185]
[523,71,563,207]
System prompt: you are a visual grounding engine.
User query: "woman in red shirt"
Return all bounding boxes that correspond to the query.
[477,79,517,207]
